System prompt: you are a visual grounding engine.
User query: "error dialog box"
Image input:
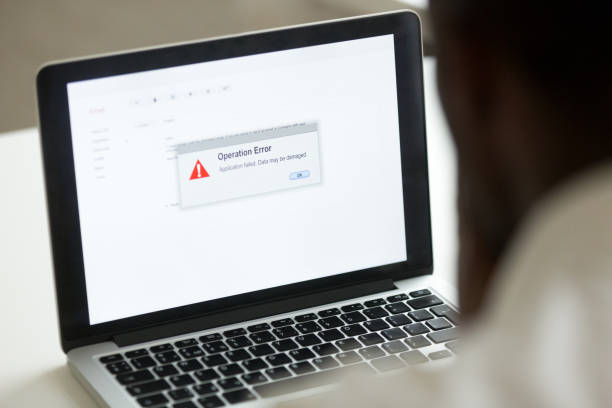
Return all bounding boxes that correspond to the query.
[176,122,321,208]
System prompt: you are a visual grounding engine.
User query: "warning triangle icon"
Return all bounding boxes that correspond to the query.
[189,160,210,180]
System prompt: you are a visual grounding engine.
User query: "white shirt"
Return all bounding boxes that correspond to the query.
[277,163,612,408]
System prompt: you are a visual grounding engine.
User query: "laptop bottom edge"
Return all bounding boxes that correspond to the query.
[68,275,458,407]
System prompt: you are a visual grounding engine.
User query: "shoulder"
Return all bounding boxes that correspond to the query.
[477,161,612,351]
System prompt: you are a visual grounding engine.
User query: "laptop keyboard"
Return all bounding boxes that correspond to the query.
[99,289,460,407]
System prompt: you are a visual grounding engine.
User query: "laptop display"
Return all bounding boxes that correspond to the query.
[36,14,460,407]
[65,35,408,325]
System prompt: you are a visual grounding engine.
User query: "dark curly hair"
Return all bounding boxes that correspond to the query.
[430,1,612,118]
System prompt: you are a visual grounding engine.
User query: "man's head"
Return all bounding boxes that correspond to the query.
[429,1,612,319]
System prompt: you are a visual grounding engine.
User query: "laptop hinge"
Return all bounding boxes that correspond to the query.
[113,278,397,347]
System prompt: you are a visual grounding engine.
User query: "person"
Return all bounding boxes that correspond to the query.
[278,1,612,406]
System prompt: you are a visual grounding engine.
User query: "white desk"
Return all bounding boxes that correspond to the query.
[0,58,456,406]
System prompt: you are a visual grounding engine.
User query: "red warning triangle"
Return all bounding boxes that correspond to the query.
[189,160,210,180]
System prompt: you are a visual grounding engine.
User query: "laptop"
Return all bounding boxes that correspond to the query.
[36,10,459,408]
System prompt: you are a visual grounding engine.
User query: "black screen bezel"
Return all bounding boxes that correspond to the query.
[36,11,432,352]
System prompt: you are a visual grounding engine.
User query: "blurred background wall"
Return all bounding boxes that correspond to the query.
[0,0,429,134]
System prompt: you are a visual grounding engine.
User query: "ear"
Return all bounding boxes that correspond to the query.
[434,32,501,155]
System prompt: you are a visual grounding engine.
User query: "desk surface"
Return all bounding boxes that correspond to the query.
[0,58,456,406]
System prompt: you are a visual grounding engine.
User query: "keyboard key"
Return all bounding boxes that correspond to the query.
[125,356,157,374]
[295,313,318,322]
[127,379,171,396]
[427,327,460,344]
[371,355,405,372]
[150,343,173,353]
[198,395,225,408]
[242,371,268,385]
[363,319,390,332]
[248,344,275,357]
[125,349,148,359]
[242,357,268,371]
[403,323,429,336]
[446,340,461,353]
[409,309,435,321]
[318,316,344,329]
[409,289,431,298]
[225,349,251,362]
[153,364,179,377]
[155,350,181,364]
[340,303,364,312]
[387,294,409,302]
[174,401,198,408]
[386,314,411,327]
[193,382,218,395]
[199,333,222,343]
[178,359,203,372]
[430,305,461,325]
[265,366,292,380]
[271,318,294,328]
[340,311,367,324]
[106,361,132,374]
[296,321,322,334]
[336,351,362,365]
[404,335,431,349]
[385,302,411,314]
[340,324,367,337]
[266,353,291,366]
[382,340,408,354]
[399,350,428,365]
[295,334,322,347]
[312,343,340,356]
[357,332,384,346]
[427,317,452,331]
[289,361,316,375]
[137,393,168,407]
[116,369,154,385]
[175,339,197,348]
[194,368,219,382]
[202,354,228,367]
[381,327,407,341]
[359,345,385,360]
[362,307,389,319]
[226,336,252,349]
[319,329,343,342]
[202,341,228,354]
[170,374,195,387]
[429,350,452,360]
[313,356,339,369]
[407,295,442,310]
[218,377,242,390]
[318,308,341,317]
[247,323,271,333]
[254,363,374,397]
[364,298,386,307]
[219,363,244,376]
[223,388,256,404]
[289,348,315,361]
[336,337,362,351]
[169,388,193,401]
[223,328,247,338]
[100,354,123,364]
[272,326,298,339]
[271,339,299,351]
[249,330,275,344]
[179,346,205,359]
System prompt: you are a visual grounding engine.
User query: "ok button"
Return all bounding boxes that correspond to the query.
[289,170,310,180]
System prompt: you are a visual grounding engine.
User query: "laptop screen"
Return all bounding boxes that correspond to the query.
[66,34,407,325]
